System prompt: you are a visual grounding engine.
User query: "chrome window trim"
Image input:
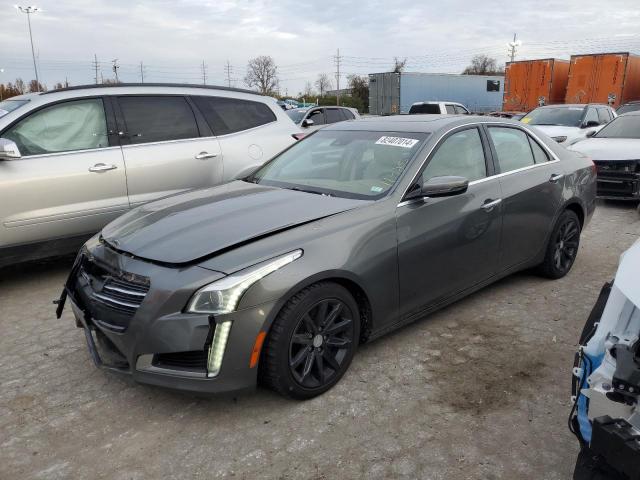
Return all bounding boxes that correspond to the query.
[8,145,122,160]
[397,122,561,207]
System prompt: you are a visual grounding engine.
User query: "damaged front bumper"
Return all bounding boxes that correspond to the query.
[56,238,277,394]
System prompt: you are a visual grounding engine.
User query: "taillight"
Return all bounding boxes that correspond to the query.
[292,133,307,141]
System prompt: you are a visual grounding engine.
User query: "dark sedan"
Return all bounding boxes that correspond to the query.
[57,115,597,399]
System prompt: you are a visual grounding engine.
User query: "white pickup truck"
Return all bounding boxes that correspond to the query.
[408,101,470,115]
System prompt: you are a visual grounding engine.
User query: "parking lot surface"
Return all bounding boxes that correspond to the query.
[1,201,639,480]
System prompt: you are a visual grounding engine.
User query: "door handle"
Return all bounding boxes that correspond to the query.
[195,152,218,160]
[88,163,117,173]
[481,198,502,211]
[549,173,564,183]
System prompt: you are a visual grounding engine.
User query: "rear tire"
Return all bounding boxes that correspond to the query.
[538,210,581,279]
[259,282,360,400]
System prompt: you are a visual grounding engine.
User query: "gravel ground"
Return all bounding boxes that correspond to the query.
[1,201,639,480]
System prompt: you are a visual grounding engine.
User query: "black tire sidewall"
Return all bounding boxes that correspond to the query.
[270,283,360,399]
[544,210,581,278]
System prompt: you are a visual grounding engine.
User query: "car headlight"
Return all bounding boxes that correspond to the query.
[186,249,303,314]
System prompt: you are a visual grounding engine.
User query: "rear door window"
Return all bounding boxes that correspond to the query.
[118,96,199,144]
[325,108,344,124]
[191,96,276,135]
[488,127,536,173]
[528,137,550,163]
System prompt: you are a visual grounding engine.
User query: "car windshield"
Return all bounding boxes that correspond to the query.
[522,107,584,127]
[594,115,640,139]
[249,130,429,200]
[286,109,308,124]
[409,104,440,114]
[617,103,640,115]
[0,99,29,118]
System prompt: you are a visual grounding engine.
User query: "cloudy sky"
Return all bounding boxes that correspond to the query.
[2,0,640,94]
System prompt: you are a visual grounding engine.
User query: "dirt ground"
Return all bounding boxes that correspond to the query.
[1,201,639,480]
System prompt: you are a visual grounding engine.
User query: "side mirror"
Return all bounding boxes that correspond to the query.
[0,138,21,160]
[301,118,314,128]
[586,130,597,138]
[582,120,599,128]
[405,175,469,200]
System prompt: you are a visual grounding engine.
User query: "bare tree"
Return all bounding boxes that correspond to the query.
[463,55,504,75]
[315,73,332,97]
[303,81,314,98]
[28,79,46,92]
[14,78,26,94]
[392,57,407,73]
[244,55,279,95]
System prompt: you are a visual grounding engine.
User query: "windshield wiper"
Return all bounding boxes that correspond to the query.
[287,186,331,196]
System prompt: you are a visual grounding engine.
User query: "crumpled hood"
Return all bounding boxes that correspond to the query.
[101,181,365,265]
[568,138,640,161]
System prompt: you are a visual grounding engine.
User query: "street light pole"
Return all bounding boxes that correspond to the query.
[15,5,41,92]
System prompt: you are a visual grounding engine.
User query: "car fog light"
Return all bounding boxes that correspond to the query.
[207,321,232,377]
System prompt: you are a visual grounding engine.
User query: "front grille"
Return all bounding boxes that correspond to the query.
[75,255,150,331]
[92,277,149,315]
[153,351,207,372]
[593,160,640,199]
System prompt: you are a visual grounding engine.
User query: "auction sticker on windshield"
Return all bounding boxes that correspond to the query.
[375,136,419,148]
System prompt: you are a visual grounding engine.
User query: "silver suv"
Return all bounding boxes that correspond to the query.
[0,84,302,266]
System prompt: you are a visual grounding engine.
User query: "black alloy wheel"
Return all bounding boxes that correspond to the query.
[288,299,354,389]
[539,210,581,279]
[260,282,360,399]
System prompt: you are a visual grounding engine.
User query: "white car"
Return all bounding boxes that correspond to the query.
[0,83,302,266]
[286,106,359,131]
[408,101,470,115]
[522,104,617,146]
[569,111,640,200]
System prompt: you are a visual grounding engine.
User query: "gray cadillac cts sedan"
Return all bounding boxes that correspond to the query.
[56,115,597,399]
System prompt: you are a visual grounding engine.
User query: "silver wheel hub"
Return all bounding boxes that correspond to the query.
[312,334,324,348]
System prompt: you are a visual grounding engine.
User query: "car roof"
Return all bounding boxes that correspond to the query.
[323,114,521,133]
[42,82,256,96]
[536,103,612,109]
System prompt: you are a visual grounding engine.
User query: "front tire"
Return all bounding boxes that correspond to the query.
[260,282,360,400]
[538,210,581,279]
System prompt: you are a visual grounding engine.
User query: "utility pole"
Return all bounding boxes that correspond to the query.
[139,61,145,83]
[15,6,41,92]
[508,33,521,63]
[112,59,120,83]
[201,61,207,85]
[225,60,233,87]
[93,54,99,84]
[334,48,342,106]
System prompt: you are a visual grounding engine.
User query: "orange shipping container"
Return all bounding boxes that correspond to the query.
[502,59,569,112]
[565,52,640,107]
